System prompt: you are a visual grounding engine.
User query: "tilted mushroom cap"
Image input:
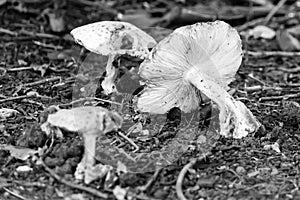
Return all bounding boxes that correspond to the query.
[137,21,242,114]
[46,106,122,135]
[71,21,157,58]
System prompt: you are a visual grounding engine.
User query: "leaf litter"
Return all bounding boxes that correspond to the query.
[1,0,300,200]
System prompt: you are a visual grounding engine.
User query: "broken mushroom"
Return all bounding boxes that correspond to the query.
[71,21,157,94]
[41,106,122,183]
[137,21,260,138]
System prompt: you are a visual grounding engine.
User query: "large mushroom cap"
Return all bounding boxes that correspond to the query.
[137,21,242,114]
[71,21,157,58]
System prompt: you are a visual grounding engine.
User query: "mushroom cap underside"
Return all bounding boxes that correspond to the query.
[71,21,157,58]
[137,21,243,114]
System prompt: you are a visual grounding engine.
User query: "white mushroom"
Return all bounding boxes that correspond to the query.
[41,106,122,183]
[71,21,157,94]
[137,21,261,138]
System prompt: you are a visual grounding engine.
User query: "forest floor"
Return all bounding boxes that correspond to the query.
[1,0,300,200]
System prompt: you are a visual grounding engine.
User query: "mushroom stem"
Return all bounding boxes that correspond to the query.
[101,55,117,95]
[82,134,97,167]
[185,68,260,138]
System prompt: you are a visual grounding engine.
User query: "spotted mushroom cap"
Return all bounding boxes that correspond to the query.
[71,21,157,58]
[46,106,122,135]
[137,21,243,114]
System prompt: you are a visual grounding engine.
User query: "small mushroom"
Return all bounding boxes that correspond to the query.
[137,21,260,138]
[71,21,157,94]
[41,106,122,182]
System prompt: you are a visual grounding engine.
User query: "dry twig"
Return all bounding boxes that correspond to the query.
[118,131,140,153]
[236,17,266,32]
[264,0,287,24]
[40,159,109,199]
[138,168,162,192]
[259,93,300,101]
[176,158,197,200]
[60,97,122,107]
[244,85,283,92]
[245,50,300,57]
[2,187,29,200]
[176,153,209,200]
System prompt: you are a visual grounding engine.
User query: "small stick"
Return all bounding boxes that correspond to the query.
[176,158,197,200]
[259,92,300,101]
[235,17,266,32]
[247,74,266,85]
[244,85,283,92]
[278,67,300,73]
[40,159,109,199]
[22,77,61,87]
[245,50,300,57]
[264,0,287,24]
[6,67,33,72]
[0,28,18,36]
[118,131,139,153]
[0,177,46,187]
[176,153,209,200]
[60,97,122,107]
[0,95,30,103]
[138,168,162,192]
[2,187,29,200]
[0,93,52,104]
[0,28,61,39]
[33,41,63,50]
[19,30,61,39]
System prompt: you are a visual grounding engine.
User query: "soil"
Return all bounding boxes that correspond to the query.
[1,0,300,200]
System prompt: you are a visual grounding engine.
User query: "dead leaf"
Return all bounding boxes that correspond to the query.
[30,63,49,77]
[248,25,276,39]
[0,144,37,160]
[16,165,33,172]
[247,170,260,177]
[0,177,11,189]
[142,27,173,42]
[0,108,19,119]
[64,194,88,200]
[82,164,111,184]
[277,29,300,51]
[113,186,127,200]
[118,11,159,28]
[0,0,7,6]
[117,161,128,173]
[263,142,281,153]
[287,24,300,38]
[44,9,65,32]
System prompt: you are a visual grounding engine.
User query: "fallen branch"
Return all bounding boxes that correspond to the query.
[40,159,109,199]
[245,50,300,57]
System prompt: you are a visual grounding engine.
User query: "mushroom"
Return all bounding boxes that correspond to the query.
[41,106,122,183]
[137,21,260,138]
[70,21,157,95]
